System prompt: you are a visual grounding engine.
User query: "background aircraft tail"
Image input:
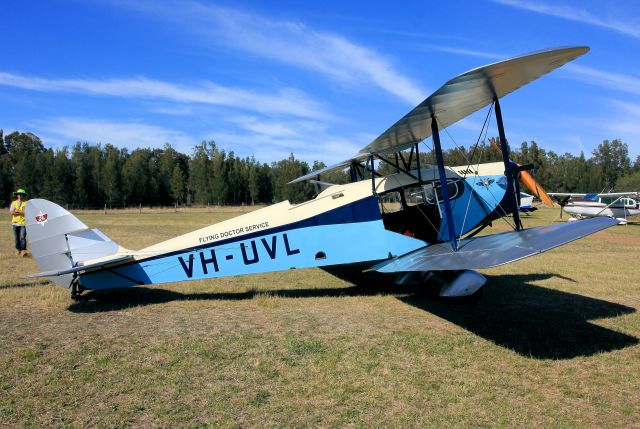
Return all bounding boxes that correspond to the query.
[25,199,123,288]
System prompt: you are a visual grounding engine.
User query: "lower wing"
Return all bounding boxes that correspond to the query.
[374,217,617,272]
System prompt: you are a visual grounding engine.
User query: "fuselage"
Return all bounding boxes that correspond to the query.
[79,162,511,290]
[564,196,640,219]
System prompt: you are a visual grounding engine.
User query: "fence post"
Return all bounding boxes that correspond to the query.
[139,203,142,214]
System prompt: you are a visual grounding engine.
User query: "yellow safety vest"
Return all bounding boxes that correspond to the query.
[11,200,26,226]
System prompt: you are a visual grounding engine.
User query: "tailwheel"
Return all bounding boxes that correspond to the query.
[69,274,85,301]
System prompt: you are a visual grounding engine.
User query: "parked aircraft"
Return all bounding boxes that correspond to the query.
[549,192,640,224]
[24,46,617,300]
[519,192,537,213]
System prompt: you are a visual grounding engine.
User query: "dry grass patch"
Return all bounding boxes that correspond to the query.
[0,206,638,427]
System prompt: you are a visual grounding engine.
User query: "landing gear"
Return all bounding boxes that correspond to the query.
[439,270,486,297]
[69,273,85,301]
[439,270,486,302]
[393,270,486,302]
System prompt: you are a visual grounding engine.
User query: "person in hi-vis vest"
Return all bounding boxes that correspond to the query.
[9,188,28,257]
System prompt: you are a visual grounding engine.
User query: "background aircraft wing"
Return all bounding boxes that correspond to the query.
[595,192,639,197]
[547,193,587,197]
[373,217,617,273]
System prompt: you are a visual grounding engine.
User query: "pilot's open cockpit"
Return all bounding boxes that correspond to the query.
[377,178,464,243]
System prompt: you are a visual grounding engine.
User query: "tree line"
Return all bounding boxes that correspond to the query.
[1,129,638,209]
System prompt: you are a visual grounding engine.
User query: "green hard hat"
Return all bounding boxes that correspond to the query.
[13,188,27,196]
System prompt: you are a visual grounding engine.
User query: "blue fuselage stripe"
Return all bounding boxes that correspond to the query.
[115,196,382,269]
[80,219,425,290]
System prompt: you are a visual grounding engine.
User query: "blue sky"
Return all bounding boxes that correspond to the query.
[2,0,640,164]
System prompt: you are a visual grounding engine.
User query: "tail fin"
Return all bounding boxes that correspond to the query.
[25,199,122,288]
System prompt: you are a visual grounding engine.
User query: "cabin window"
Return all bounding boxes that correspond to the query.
[404,185,426,206]
[405,179,462,206]
[378,191,403,214]
[600,197,615,205]
[377,178,463,243]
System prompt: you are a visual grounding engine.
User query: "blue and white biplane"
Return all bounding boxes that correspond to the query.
[25,46,618,300]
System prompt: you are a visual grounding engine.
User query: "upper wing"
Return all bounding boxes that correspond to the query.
[360,46,588,156]
[289,158,359,184]
[290,46,589,183]
[374,217,617,273]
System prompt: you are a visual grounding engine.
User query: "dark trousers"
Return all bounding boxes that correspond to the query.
[13,225,27,251]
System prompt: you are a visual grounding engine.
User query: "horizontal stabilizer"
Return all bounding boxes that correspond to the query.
[374,217,617,273]
[25,198,128,287]
[24,255,134,279]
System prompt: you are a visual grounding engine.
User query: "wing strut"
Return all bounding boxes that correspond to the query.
[494,97,523,230]
[431,115,458,251]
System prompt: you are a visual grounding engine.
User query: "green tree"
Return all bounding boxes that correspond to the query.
[189,141,212,204]
[102,144,124,206]
[615,171,640,191]
[271,154,314,203]
[51,147,75,204]
[592,139,631,189]
[170,164,186,205]
[122,149,151,206]
[210,146,228,205]
[4,131,47,197]
[0,130,8,206]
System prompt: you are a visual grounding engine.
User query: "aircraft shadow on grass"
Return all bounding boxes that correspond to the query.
[68,270,637,360]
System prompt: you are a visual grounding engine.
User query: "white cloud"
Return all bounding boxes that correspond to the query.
[226,115,329,140]
[563,64,640,96]
[119,0,427,104]
[25,115,364,163]
[206,115,364,163]
[606,100,640,140]
[29,117,195,152]
[493,0,640,39]
[210,129,361,164]
[427,45,503,60]
[0,72,328,119]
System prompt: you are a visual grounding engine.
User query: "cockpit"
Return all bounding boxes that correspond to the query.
[377,178,464,243]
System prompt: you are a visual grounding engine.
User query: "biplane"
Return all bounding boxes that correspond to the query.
[25,46,618,300]
[549,191,640,224]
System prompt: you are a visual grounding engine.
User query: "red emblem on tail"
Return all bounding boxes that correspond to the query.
[35,212,48,226]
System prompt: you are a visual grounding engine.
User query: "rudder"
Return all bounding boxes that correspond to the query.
[25,199,122,288]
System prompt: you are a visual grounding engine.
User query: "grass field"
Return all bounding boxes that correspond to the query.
[0,206,638,427]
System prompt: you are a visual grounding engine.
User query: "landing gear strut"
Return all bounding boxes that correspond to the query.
[69,273,85,301]
[439,270,486,302]
[394,270,486,302]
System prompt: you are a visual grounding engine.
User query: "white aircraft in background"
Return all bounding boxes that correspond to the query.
[519,192,537,213]
[549,192,640,224]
